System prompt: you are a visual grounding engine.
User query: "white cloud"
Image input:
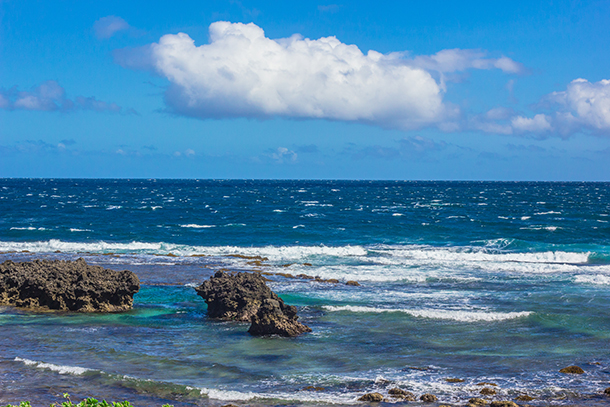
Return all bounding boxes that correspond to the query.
[117,21,470,130]
[0,81,132,114]
[475,78,610,138]
[409,49,526,74]
[93,16,131,39]
[270,147,297,163]
[547,78,610,131]
[511,114,552,133]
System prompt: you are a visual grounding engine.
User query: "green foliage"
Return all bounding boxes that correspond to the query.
[2,394,174,407]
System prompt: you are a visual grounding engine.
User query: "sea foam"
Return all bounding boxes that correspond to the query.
[322,306,533,322]
[14,357,91,375]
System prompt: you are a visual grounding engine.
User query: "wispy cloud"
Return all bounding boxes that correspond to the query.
[0,81,135,114]
[347,136,447,160]
[408,49,527,75]
[93,15,131,39]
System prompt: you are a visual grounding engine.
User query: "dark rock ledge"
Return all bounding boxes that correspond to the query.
[0,258,140,312]
[195,270,311,337]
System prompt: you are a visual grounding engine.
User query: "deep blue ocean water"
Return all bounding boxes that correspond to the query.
[1,179,610,406]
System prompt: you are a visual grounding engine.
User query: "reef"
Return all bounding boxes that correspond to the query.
[0,258,139,312]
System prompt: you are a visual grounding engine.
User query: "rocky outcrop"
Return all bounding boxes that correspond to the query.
[248,298,312,337]
[468,397,488,406]
[195,271,273,321]
[0,258,139,312]
[195,270,311,337]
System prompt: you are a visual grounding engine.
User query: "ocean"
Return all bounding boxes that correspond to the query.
[1,179,609,406]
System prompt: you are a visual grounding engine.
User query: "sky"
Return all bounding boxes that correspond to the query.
[1,0,609,180]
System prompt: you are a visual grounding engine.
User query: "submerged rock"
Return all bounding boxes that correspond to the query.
[559,365,584,374]
[0,258,139,312]
[446,377,465,383]
[489,402,518,407]
[515,394,535,401]
[358,392,384,402]
[388,388,415,400]
[480,387,497,396]
[196,270,310,337]
[420,393,437,402]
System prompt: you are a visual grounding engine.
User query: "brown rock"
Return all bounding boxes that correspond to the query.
[445,377,465,383]
[480,387,497,396]
[248,298,312,337]
[196,271,311,337]
[476,382,498,386]
[388,388,415,400]
[0,258,139,312]
[346,280,361,286]
[515,394,535,401]
[489,402,518,407]
[559,365,584,374]
[468,397,488,406]
[420,393,438,402]
[358,392,384,402]
[604,387,610,395]
[195,270,279,321]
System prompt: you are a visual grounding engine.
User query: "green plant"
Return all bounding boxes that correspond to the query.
[1,394,174,407]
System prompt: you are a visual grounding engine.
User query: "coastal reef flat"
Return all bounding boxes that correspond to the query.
[0,258,139,312]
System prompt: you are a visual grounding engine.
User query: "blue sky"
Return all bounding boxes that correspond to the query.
[1,0,609,180]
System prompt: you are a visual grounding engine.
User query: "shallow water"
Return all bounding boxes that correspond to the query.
[1,180,610,406]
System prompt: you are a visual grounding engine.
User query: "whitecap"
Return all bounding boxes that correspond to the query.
[181,224,216,228]
[15,357,91,375]
[574,274,610,285]
[322,306,533,322]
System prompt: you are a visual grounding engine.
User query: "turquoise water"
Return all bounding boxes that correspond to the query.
[1,179,610,406]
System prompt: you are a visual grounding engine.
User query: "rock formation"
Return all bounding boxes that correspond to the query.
[358,392,384,402]
[489,402,518,407]
[195,270,311,337]
[387,388,415,401]
[420,394,437,402]
[248,298,312,337]
[0,258,139,312]
[559,365,584,374]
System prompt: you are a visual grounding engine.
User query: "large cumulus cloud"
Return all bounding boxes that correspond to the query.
[116,22,528,130]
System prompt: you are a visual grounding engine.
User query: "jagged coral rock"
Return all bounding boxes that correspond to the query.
[0,258,139,312]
